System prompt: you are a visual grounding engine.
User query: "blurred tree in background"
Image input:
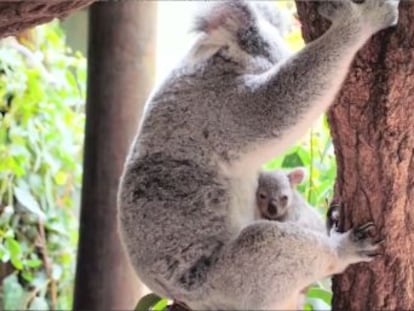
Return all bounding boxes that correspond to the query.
[0,21,86,309]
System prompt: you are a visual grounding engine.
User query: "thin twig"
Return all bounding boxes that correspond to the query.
[37,221,57,310]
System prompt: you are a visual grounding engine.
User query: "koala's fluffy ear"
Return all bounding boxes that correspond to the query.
[287,168,306,186]
[193,1,256,35]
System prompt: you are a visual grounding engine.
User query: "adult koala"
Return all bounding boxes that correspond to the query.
[118,1,399,309]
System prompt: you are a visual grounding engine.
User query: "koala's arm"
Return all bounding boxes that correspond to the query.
[233,1,399,161]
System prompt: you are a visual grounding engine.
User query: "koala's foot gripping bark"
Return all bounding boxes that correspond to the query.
[332,220,385,272]
[352,222,385,258]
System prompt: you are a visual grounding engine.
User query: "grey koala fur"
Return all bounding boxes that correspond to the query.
[255,168,326,234]
[118,1,399,309]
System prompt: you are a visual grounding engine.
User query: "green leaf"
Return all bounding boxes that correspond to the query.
[21,270,34,282]
[152,298,169,311]
[3,274,30,310]
[29,296,49,310]
[281,151,304,168]
[305,297,331,311]
[54,170,68,185]
[0,205,14,225]
[5,238,24,269]
[304,302,313,311]
[14,186,45,220]
[26,258,43,268]
[0,245,6,261]
[5,238,21,258]
[10,256,24,270]
[307,287,332,305]
[135,293,164,311]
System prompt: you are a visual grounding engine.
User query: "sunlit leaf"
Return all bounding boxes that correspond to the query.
[0,205,14,225]
[3,274,30,310]
[307,287,332,305]
[135,293,164,311]
[306,297,331,311]
[54,171,68,185]
[282,151,304,168]
[5,238,21,258]
[14,186,45,220]
[29,296,49,310]
[152,298,169,311]
[25,258,42,268]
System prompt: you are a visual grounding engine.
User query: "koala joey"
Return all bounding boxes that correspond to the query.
[256,167,341,236]
[255,167,329,309]
[255,167,326,234]
[118,1,398,310]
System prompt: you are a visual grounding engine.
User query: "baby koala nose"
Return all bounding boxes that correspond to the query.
[267,201,278,216]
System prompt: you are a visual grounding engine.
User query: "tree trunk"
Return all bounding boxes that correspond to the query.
[296,2,414,310]
[0,1,95,39]
[73,2,156,310]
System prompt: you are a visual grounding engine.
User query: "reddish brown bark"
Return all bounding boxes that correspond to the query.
[0,1,95,39]
[296,2,414,310]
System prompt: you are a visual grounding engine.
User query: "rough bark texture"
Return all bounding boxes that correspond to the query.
[73,2,156,310]
[296,2,414,310]
[0,1,95,39]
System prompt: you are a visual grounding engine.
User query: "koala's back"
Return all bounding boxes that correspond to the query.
[119,150,233,297]
[135,59,260,164]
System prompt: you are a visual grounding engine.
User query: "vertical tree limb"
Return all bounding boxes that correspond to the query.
[296,2,414,310]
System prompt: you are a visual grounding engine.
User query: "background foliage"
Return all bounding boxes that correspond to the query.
[0,21,86,309]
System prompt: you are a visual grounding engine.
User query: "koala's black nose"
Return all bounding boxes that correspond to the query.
[268,202,277,216]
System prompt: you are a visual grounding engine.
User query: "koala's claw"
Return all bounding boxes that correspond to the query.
[361,238,385,258]
[364,251,383,258]
[353,222,375,240]
[336,221,384,265]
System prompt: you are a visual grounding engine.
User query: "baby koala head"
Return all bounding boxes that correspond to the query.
[256,167,306,221]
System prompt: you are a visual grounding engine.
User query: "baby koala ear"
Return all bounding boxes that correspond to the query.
[287,167,307,186]
[193,0,256,34]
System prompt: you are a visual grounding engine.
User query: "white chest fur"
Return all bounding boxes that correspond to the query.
[226,171,258,235]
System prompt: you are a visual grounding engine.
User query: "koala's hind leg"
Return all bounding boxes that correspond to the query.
[187,220,382,310]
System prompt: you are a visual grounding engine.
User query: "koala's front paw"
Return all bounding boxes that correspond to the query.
[357,0,400,32]
[318,0,399,37]
[350,222,384,259]
[334,222,384,268]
